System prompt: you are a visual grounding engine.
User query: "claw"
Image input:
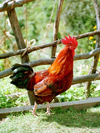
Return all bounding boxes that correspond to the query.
[45,102,54,115]
[45,111,51,115]
[32,102,38,116]
[32,111,38,117]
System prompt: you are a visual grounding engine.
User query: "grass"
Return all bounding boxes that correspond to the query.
[0,106,100,133]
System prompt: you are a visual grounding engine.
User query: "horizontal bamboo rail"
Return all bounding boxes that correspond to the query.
[0,0,35,12]
[1,45,100,78]
[0,60,100,84]
[74,47,100,60]
[0,44,100,61]
[0,97,100,118]
[0,30,100,59]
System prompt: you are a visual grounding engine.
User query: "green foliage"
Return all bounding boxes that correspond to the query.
[58,86,85,102]
[15,94,28,107]
[0,60,4,71]
[62,0,95,34]
[0,77,18,108]
[62,0,96,53]
[0,93,15,109]
[0,77,28,108]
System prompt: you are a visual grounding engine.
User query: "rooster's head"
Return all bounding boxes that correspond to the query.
[61,35,78,56]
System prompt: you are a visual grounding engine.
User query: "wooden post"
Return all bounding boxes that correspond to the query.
[7,8,35,105]
[85,0,100,98]
[51,0,64,58]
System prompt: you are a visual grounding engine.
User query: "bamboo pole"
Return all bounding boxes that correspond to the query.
[0,0,35,12]
[74,48,100,60]
[7,9,29,63]
[51,0,64,58]
[52,0,64,102]
[74,30,100,39]
[0,42,100,60]
[85,0,100,98]
[7,8,35,105]
[0,40,61,59]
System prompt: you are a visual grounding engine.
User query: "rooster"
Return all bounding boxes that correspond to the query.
[10,35,78,116]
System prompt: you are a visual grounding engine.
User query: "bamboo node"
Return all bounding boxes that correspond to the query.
[10,0,15,10]
[21,46,30,57]
[93,71,100,81]
[56,39,61,45]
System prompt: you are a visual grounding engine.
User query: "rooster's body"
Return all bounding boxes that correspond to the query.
[10,35,78,115]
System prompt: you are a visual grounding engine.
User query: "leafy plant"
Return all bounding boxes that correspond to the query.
[0,93,15,108]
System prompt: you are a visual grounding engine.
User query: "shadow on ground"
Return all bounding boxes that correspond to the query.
[41,108,100,127]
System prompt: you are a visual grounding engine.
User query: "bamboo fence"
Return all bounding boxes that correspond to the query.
[0,0,100,116]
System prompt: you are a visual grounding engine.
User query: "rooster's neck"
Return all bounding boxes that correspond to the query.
[48,46,73,75]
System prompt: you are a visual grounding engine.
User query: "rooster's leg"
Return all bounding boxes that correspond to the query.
[32,102,38,116]
[45,102,51,115]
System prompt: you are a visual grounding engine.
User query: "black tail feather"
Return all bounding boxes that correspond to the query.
[10,64,33,88]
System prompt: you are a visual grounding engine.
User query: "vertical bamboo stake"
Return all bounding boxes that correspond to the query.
[7,9,29,63]
[4,11,7,69]
[24,6,28,46]
[85,0,100,98]
[51,0,64,103]
[7,8,35,105]
[51,0,64,58]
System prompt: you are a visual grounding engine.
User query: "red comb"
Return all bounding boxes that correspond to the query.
[61,35,78,47]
